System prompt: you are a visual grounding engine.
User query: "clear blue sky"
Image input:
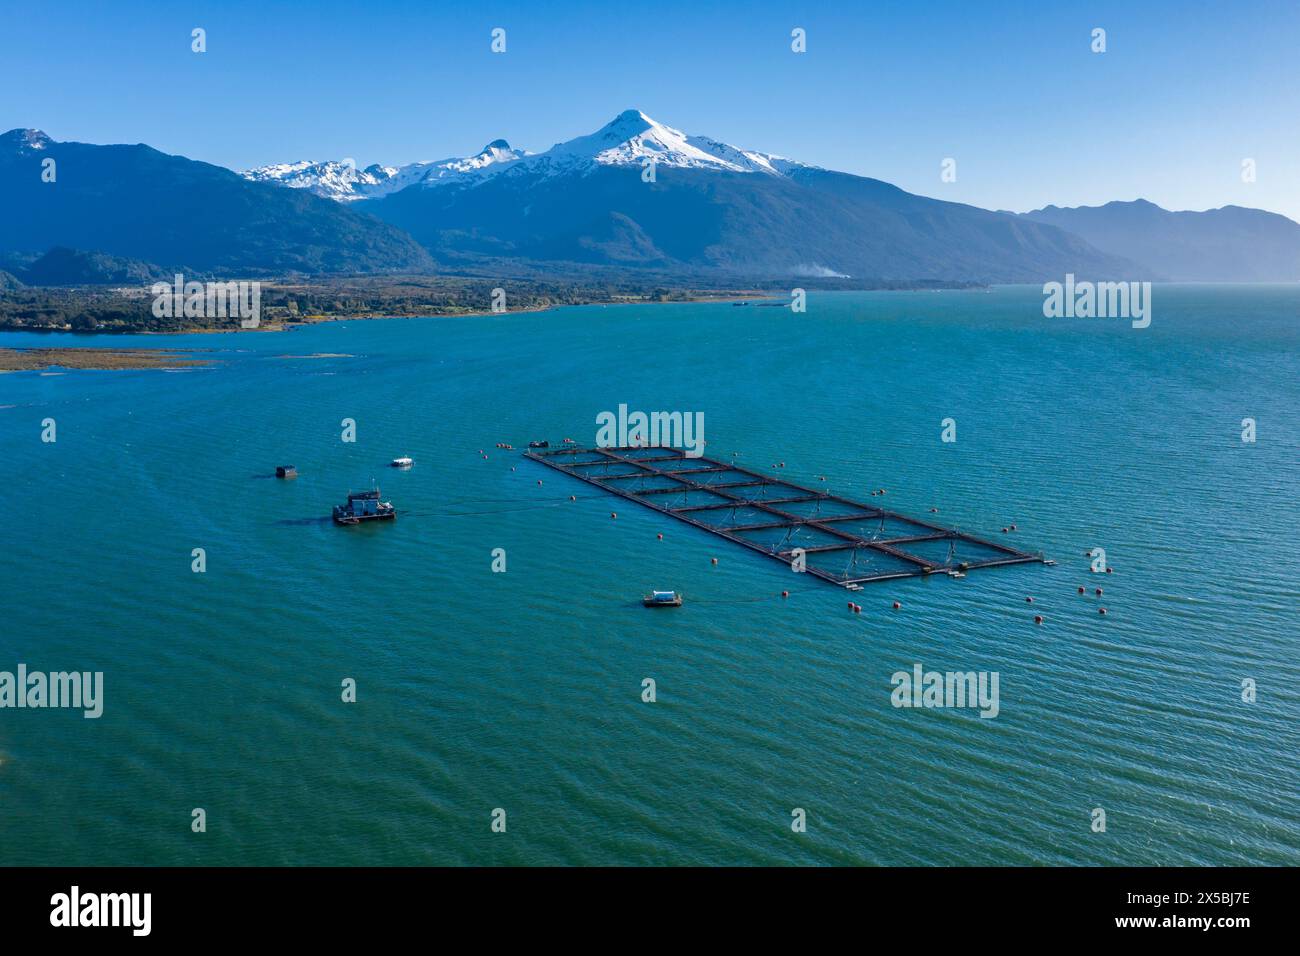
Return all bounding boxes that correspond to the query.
[3,0,1298,219]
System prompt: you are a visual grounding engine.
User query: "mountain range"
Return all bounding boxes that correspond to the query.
[1018,200,1300,282]
[3,112,1298,285]
[0,128,433,278]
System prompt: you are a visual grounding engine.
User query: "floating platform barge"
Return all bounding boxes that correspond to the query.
[525,446,1045,587]
[332,487,396,525]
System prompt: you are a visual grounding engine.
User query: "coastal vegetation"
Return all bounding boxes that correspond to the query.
[0,273,977,333]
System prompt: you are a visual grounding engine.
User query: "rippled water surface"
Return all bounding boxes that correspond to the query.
[1,286,1297,865]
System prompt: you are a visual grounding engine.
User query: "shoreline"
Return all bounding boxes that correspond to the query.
[0,277,986,336]
[0,292,785,343]
[0,292,781,337]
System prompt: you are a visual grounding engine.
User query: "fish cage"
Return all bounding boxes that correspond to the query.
[524,446,1045,587]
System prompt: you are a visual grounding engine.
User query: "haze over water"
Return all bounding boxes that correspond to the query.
[1,285,1297,865]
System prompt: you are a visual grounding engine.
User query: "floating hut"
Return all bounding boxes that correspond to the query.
[643,590,682,607]
[333,486,395,525]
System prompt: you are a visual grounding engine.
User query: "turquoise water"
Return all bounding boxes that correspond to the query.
[1,286,1297,866]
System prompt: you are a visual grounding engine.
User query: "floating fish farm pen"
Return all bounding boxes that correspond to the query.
[525,446,1046,587]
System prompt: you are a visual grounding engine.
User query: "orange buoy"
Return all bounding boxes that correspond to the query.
[1034,615,1043,624]
[892,601,901,610]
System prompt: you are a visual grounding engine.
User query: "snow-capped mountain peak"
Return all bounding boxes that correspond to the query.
[241,139,527,201]
[1,128,53,153]
[240,112,813,202]
[524,109,809,177]
[241,159,382,202]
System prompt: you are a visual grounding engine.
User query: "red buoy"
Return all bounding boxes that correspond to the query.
[1026,596,1034,603]
[892,601,901,610]
[1001,527,1009,533]
[853,604,861,614]
[537,479,543,485]
[610,512,617,519]
[569,495,576,501]
[710,557,718,565]
[657,533,663,540]
[1077,586,1085,594]
[848,601,855,610]
[1106,567,1113,574]
[781,590,789,598]
[1095,587,1103,596]
[1034,615,1043,624]
[1099,607,1108,615]
[1010,523,1017,531]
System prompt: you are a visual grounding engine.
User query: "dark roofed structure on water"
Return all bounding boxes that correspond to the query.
[332,486,396,525]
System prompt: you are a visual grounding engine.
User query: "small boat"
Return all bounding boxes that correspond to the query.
[333,486,396,525]
[642,590,682,608]
[528,440,549,449]
[390,456,413,468]
[275,465,298,478]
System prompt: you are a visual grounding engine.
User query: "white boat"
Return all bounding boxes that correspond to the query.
[390,456,414,468]
[643,590,682,607]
